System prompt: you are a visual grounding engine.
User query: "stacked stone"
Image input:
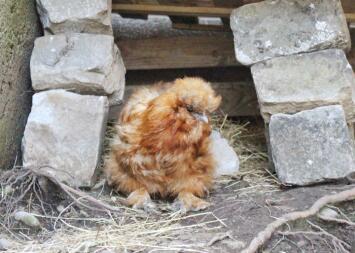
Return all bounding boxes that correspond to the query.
[231,0,355,185]
[22,0,126,187]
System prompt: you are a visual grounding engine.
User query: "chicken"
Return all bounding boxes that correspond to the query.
[105,77,221,212]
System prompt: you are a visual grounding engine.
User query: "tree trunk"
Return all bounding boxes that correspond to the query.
[0,0,41,170]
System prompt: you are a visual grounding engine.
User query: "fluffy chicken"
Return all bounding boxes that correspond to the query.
[105,77,221,212]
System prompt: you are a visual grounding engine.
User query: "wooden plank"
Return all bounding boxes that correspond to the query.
[118,33,355,70]
[108,81,259,119]
[113,0,216,6]
[346,14,355,23]
[118,26,355,71]
[172,22,229,31]
[112,0,259,7]
[117,35,239,70]
[108,66,256,119]
[213,0,354,9]
[341,0,355,13]
[158,0,214,7]
[348,26,355,70]
[112,4,232,17]
[113,4,355,21]
[212,0,260,8]
[112,0,355,14]
[169,16,199,26]
[116,0,160,3]
[211,82,259,117]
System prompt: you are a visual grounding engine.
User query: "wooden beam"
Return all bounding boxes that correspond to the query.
[341,0,355,13]
[112,1,355,19]
[112,4,232,17]
[348,26,355,70]
[212,0,261,8]
[157,0,216,7]
[118,26,355,71]
[108,81,259,119]
[346,13,355,23]
[117,35,239,70]
[111,0,263,7]
[172,22,230,31]
[118,32,355,71]
[112,0,220,7]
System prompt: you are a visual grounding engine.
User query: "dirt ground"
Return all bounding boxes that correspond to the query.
[0,118,354,253]
[183,182,355,253]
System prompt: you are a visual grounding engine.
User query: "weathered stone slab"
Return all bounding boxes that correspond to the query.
[251,49,354,122]
[108,67,126,106]
[230,0,351,65]
[36,0,112,35]
[211,130,240,177]
[22,90,109,187]
[264,125,275,172]
[269,105,354,186]
[31,33,126,98]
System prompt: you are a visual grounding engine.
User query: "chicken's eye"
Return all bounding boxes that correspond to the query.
[186,105,194,112]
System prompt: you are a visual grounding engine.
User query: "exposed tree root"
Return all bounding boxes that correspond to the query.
[0,168,39,227]
[32,167,128,214]
[317,214,355,227]
[1,167,129,224]
[241,186,355,253]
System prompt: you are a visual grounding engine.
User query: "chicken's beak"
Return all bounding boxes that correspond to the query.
[193,113,208,123]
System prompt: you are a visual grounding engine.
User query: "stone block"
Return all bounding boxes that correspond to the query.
[269,105,354,185]
[22,90,109,187]
[251,49,354,122]
[230,0,351,65]
[36,0,112,35]
[31,33,126,98]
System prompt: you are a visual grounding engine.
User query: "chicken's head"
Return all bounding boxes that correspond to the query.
[169,77,221,123]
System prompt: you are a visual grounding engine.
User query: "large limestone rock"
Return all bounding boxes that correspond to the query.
[22,90,108,187]
[269,105,354,186]
[31,33,126,99]
[0,0,41,170]
[230,0,351,65]
[251,49,354,122]
[36,0,112,35]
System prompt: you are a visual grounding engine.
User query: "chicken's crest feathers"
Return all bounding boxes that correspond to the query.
[168,77,221,114]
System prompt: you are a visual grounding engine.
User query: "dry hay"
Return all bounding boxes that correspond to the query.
[0,167,226,252]
[2,211,225,252]
[211,114,280,193]
[0,114,279,252]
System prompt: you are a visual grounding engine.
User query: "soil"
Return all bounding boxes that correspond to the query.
[179,182,355,253]
[0,120,354,253]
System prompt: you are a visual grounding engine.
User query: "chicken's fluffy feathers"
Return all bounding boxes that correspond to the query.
[105,77,221,212]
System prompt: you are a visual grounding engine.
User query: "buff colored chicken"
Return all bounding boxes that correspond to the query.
[105,77,221,212]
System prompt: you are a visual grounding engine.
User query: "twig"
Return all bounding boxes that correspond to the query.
[326,205,353,222]
[207,231,232,246]
[268,236,285,252]
[28,167,128,214]
[278,230,350,252]
[218,114,228,132]
[53,197,86,230]
[57,181,124,213]
[317,214,355,227]
[32,182,50,216]
[306,220,351,252]
[240,187,355,253]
